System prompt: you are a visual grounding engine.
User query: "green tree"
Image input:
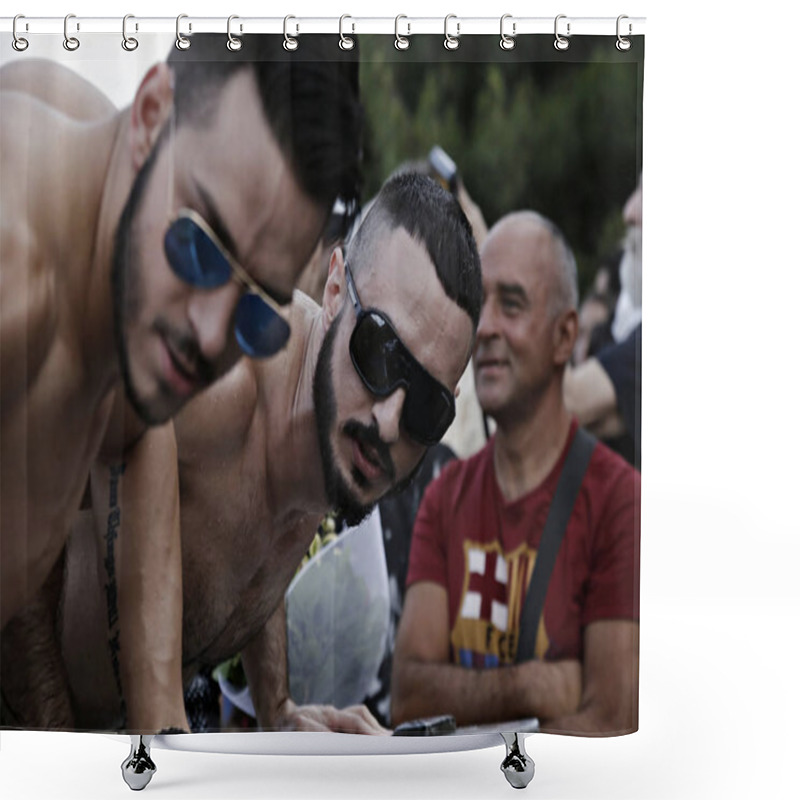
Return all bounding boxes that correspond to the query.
[358,35,642,296]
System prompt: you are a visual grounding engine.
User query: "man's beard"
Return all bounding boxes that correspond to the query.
[111,130,165,426]
[313,313,395,527]
[110,127,214,426]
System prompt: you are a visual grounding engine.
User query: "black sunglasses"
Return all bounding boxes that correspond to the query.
[163,209,291,358]
[344,261,455,446]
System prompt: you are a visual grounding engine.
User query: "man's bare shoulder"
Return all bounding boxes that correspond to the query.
[0,78,97,398]
[0,109,56,405]
[290,289,322,319]
[1,59,115,121]
[174,359,260,462]
[251,289,319,389]
[254,289,319,406]
[0,87,81,195]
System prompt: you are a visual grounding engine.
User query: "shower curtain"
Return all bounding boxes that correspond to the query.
[0,18,643,750]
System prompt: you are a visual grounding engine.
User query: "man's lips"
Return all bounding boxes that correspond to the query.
[161,337,201,398]
[476,356,508,372]
[351,437,386,484]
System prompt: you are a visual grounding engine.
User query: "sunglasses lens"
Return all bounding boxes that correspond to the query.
[402,383,454,445]
[164,217,231,289]
[351,313,454,445]
[350,313,403,393]
[235,293,291,358]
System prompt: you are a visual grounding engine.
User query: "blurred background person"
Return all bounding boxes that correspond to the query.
[565,178,642,469]
[573,252,622,366]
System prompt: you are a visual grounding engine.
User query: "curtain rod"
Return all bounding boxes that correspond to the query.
[2,15,646,37]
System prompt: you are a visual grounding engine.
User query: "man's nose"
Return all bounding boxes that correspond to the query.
[372,387,406,445]
[186,283,241,364]
[476,297,499,342]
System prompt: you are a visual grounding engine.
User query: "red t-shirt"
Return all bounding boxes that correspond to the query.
[407,421,640,666]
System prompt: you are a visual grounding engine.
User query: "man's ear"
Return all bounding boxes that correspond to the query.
[553,308,579,367]
[129,63,174,170]
[321,247,347,331]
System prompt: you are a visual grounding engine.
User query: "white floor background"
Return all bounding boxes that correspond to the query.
[3,1,799,798]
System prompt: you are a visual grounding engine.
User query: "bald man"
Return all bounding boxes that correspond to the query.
[392,211,641,734]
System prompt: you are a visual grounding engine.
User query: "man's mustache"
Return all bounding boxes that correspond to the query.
[154,318,216,387]
[343,419,397,483]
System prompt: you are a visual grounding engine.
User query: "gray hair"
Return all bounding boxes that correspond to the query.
[542,217,579,319]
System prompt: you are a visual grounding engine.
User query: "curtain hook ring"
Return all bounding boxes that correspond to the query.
[444,14,460,51]
[500,14,516,51]
[63,14,80,51]
[394,15,410,50]
[283,15,299,51]
[339,14,355,50]
[122,14,139,51]
[616,15,632,51]
[176,14,191,50]
[227,15,242,51]
[554,14,570,51]
[12,14,29,52]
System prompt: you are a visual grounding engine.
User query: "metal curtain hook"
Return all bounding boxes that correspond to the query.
[122,14,139,51]
[227,15,242,51]
[339,14,355,50]
[12,14,29,51]
[444,14,460,51]
[500,14,516,50]
[616,15,632,51]
[283,15,299,51]
[63,14,80,51]
[554,14,570,51]
[394,15,410,50]
[176,14,191,50]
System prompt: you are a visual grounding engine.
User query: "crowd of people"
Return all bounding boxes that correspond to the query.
[1,34,641,744]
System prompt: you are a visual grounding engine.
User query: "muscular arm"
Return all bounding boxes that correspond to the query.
[0,554,74,729]
[92,422,188,733]
[242,600,386,734]
[240,600,290,730]
[391,582,582,727]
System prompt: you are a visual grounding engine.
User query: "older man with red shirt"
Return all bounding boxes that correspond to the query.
[392,211,640,735]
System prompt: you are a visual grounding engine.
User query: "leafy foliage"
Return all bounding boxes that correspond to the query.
[358,36,642,296]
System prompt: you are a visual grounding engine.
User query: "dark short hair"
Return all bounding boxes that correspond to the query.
[348,173,482,331]
[167,33,362,231]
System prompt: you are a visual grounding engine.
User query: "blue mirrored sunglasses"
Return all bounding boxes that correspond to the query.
[163,210,291,358]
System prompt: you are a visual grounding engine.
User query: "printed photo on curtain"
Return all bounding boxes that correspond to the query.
[0,24,643,768]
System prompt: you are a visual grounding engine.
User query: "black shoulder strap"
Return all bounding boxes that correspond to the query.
[515,427,596,663]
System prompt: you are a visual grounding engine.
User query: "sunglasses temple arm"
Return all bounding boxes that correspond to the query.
[344,263,361,314]
[165,111,176,219]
